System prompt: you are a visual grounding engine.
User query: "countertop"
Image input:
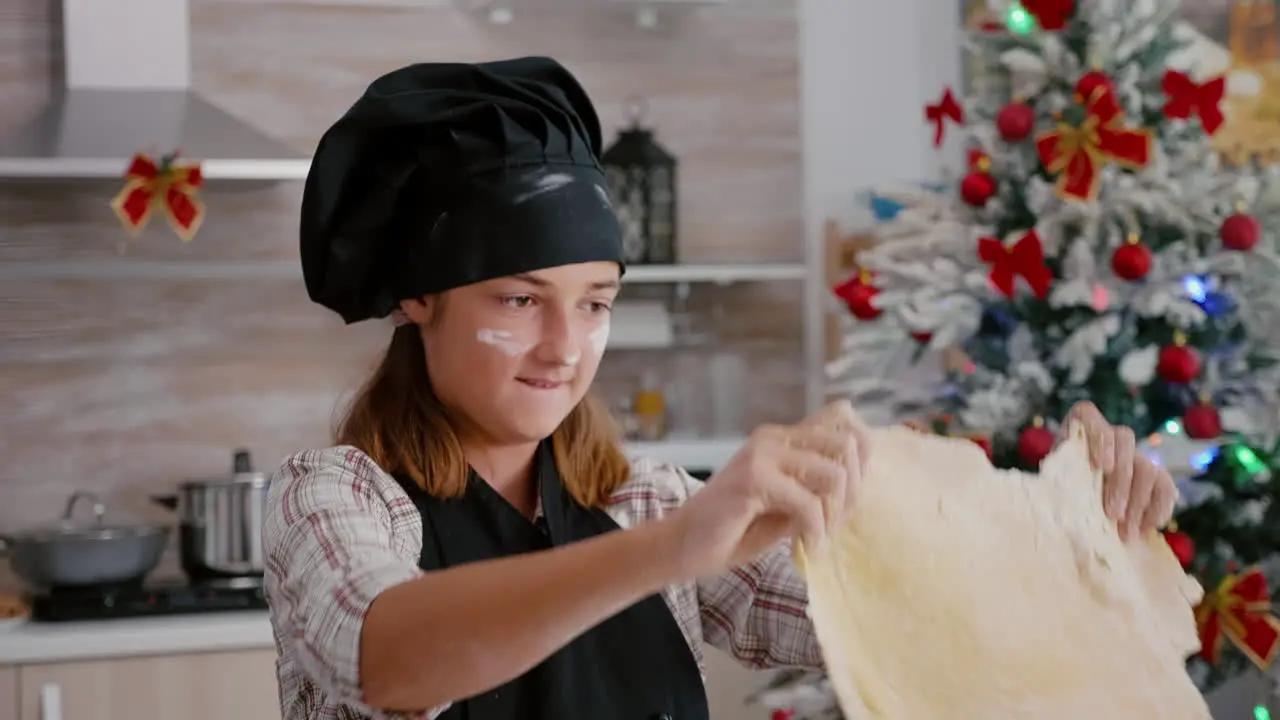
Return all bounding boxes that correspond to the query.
[0,611,274,665]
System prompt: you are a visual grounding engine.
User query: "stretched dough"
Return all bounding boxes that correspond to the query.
[795,424,1209,719]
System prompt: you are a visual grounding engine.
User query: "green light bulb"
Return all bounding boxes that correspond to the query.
[1165,419,1182,435]
[1254,703,1270,720]
[1005,3,1037,34]
[1234,445,1269,476]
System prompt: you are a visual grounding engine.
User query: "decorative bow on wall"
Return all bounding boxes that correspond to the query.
[1196,567,1280,669]
[977,229,1053,299]
[1162,70,1226,136]
[110,152,206,245]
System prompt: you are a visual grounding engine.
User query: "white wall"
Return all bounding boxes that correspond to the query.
[704,3,966,718]
[799,0,963,411]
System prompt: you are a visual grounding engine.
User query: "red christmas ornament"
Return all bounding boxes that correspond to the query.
[996,101,1036,142]
[960,149,997,207]
[969,435,994,459]
[1021,0,1076,30]
[910,331,933,344]
[1162,529,1195,569]
[1221,210,1261,251]
[1017,418,1057,467]
[1157,333,1202,384]
[770,710,797,720]
[1110,233,1152,281]
[1183,398,1223,439]
[1075,70,1115,104]
[961,171,998,206]
[832,270,881,320]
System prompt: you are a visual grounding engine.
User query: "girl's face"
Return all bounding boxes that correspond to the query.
[402,261,620,445]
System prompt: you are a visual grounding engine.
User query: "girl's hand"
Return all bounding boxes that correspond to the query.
[1064,402,1178,541]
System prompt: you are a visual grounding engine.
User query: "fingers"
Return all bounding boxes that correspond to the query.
[755,463,828,549]
[1065,402,1116,473]
[1120,451,1155,541]
[1139,467,1178,536]
[778,426,858,529]
[801,400,872,488]
[1104,426,1136,523]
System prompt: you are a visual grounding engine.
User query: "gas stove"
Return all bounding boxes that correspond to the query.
[28,577,267,622]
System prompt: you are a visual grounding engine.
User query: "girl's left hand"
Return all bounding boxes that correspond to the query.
[1064,402,1179,541]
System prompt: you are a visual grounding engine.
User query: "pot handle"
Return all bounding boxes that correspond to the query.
[151,494,179,511]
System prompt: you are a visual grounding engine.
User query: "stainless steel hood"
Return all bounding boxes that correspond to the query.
[0,0,310,182]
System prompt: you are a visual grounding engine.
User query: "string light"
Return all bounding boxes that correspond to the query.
[1255,704,1271,720]
[1005,2,1037,34]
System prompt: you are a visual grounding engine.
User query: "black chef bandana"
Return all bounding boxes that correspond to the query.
[300,56,625,324]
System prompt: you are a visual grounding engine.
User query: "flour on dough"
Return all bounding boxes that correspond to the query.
[795,424,1208,719]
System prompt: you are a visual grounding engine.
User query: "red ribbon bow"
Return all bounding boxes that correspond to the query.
[1196,567,1280,669]
[110,152,206,243]
[1034,78,1151,201]
[1020,0,1075,30]
[925,88,964,147]
[978,230,1053,299]
[1163,70,1226,136]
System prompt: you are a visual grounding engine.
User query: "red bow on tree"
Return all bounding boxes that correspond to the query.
[1035,78,1151,201]
[978,230,1053,299]
[110,152,206,243]
[925,88,964,147]
[1163,70,1226,136]
[1196,567,1280,669]
[1020,0,1075,30]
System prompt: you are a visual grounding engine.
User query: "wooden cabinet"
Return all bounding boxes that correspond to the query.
[9,649,279,720]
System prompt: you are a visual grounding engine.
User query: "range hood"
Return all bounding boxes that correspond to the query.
[0,0,310,181]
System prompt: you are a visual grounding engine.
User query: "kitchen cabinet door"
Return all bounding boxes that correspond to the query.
[18,649,280,720]
[1,666,17,719]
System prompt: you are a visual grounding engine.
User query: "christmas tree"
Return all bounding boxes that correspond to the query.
[788,0,1280,716]
[1171,437,1280,695]
[829,0,1280,471]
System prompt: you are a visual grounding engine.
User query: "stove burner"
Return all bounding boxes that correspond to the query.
[28,577,267,622]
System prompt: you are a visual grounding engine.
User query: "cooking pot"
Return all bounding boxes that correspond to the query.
[0,491,169,590]
[152,449,270,581]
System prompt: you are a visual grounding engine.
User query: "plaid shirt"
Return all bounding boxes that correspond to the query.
[264,446,823,720]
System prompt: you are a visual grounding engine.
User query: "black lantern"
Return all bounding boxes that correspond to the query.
[601,97,677,265]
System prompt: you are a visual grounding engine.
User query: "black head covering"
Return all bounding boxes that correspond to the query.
[300,56,625,324]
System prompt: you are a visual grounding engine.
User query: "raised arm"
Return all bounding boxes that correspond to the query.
[264,448,687,714]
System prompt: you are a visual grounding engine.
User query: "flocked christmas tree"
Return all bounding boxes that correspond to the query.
[760,0,1280,717]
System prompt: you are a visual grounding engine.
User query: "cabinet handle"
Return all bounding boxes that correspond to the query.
[39,682,63,720]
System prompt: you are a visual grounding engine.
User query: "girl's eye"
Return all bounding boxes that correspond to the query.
[502,295,535,309]
[589,302,613,314]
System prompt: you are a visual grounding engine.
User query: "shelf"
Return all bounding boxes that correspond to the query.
[624,436,745,471]
[623,263,806,284]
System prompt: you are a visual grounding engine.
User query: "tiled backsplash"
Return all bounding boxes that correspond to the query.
[0,0,804,549]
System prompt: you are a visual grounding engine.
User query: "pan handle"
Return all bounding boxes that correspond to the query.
[150,494,179,511]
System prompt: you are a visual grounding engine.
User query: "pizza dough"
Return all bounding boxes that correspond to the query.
[794,423,1209,719]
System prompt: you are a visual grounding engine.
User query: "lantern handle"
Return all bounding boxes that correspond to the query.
[623,94,649,128]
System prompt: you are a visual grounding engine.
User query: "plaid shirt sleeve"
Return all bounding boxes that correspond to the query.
[264,446,448,719]
[672,468,826,670]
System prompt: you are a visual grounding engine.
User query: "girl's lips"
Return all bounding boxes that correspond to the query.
[518,378,567,390]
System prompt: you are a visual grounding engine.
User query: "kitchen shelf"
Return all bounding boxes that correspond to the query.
[624,263,805,284]
[624,435,745,471]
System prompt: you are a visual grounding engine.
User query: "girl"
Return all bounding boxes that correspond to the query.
[265,56,1178,720]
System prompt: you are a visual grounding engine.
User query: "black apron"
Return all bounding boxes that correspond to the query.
[389,442,709,720]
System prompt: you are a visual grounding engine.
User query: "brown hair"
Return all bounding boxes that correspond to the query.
[335,321,632,508]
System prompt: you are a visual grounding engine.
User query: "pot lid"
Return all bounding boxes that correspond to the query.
[8,491,167,542]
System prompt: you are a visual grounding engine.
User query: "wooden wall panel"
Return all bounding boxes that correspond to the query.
[0,0,804,560]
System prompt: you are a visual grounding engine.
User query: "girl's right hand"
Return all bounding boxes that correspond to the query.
[665,400,869,579]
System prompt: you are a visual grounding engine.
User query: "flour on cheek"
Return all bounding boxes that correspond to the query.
[587,320,610,356]
[475,328,535,357]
